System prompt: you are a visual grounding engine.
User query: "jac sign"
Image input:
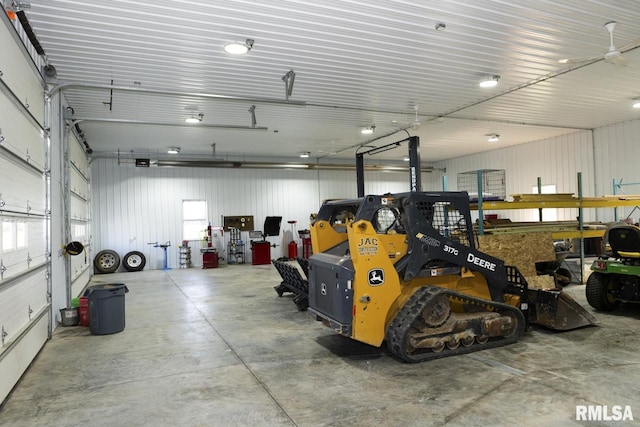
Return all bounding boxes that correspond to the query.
[576,405,633,421]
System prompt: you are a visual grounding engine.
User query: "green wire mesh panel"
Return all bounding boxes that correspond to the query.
[457,169,506,201]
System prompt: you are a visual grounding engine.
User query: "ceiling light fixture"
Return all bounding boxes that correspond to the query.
[633,100,640,109]
[168,147,180,154]
[300,152,310,158]
[224,38,254,55]
[487,134,500,143]
[185,112,204,123]
[361,125,376,135]
[479,75,500,88]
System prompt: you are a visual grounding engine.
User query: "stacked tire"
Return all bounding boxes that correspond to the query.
[94,250,146,274]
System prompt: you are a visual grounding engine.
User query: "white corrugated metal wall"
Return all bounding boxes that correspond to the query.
[439,130,597,223]
[594,119,640,223]
[91,160,437,269]
[90,119,640,271]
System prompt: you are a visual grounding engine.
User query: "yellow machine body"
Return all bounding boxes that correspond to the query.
[307,192,596,362]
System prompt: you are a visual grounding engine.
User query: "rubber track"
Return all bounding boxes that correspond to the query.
[385,286,526,363]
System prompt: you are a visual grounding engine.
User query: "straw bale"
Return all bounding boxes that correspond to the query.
[525,275,556,290]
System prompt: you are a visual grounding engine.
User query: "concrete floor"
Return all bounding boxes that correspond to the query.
[0,263,639,427]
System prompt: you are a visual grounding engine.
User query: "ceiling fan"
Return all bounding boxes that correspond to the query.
[559,21,631,66]
[391,105,428,130]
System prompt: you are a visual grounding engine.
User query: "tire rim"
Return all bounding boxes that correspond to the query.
[127,254,142,267]
[98,254,117,268]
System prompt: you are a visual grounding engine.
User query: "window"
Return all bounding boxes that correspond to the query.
[2,221,14,251]
[530,184,558,221]
[1,221,28,252]
[16,222,27,249]
[183,200,207,241]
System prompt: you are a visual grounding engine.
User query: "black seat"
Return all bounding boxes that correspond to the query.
[607,224,640,258]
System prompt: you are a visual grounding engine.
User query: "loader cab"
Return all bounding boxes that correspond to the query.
[372,206,404,234]
[309,199,362,256]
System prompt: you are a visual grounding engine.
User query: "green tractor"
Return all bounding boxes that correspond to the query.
[586,223,640,310]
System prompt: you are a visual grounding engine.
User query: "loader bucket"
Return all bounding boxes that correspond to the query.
[527,288,598,330]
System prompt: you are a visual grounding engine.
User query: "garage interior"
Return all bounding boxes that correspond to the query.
[1,1,640,426]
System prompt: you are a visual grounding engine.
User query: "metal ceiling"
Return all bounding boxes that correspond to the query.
[9,0,640,164]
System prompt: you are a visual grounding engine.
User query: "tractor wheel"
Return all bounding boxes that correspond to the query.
[94,250,121,274]
[123,251,146,272]
[586,272,620,311]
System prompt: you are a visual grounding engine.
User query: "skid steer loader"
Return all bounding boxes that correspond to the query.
[307,191,597,362]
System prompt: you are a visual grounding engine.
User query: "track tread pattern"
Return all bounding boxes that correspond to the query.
[385,286,525,363]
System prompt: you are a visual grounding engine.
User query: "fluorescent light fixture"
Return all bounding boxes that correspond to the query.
[168,147,180,154]
[633,100,640,109]
[361,125,375,135]
[224,39,254,55]
[479,75,500,88]
[487,134,500,143]
[300,152,310,158]
[403,157,410,162]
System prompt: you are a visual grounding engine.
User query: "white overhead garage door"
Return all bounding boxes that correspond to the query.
[0,18,49,404]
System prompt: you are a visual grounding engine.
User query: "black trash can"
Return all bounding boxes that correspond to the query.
[86,283,129,335]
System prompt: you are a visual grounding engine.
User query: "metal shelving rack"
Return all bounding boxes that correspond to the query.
[470,172,640,283]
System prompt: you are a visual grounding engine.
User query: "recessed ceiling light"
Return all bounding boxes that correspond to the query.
[168,147,180,154]
[479,75,500,88]
[361,125,376,135]
[403,157,410,162]
[185,112,203,123]
[300,152,310,158]
[224,39,254,55]
[487,134,500,143]
[633,100,640,109]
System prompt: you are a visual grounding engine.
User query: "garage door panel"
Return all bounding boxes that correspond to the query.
[70,195,90,222]
[0,90,45,169]
[1,251,48,282]
[69,135,89,177]
[0,155,45,214]
[0,18,50,406]
[0,310,48,404]
[70,169,90,204]
[0,21,45,125]
[1,215,47,282]
[0,269,48,343]
[71,254,90,286]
